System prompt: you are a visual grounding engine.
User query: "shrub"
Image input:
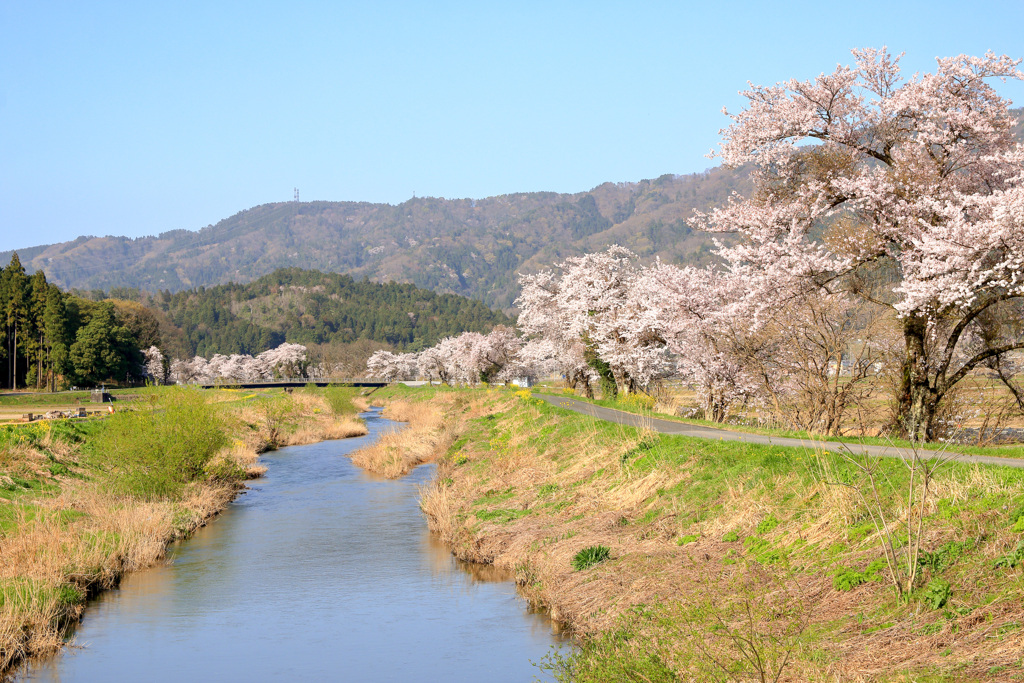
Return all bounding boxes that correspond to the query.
[535,606,678,683]
[722,530,740,542]
[572,545,611,571]
[88,388,227,499]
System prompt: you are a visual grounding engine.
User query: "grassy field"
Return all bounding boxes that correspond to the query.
[362,384,1024,682]
[0,384,370,675]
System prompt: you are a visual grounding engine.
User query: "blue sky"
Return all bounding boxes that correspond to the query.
[2,1,1023,248]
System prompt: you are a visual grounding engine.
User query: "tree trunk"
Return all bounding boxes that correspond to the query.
[898,315,941,441]
[37,332,44,389]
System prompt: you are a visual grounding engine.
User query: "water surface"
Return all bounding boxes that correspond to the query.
[15,410,563,682]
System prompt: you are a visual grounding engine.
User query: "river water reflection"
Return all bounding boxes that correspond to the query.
[15,410,564,682]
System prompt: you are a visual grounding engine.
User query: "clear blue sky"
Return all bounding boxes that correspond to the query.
[2,1,1023,248]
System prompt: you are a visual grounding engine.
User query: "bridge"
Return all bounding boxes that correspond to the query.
[193,378,387,390]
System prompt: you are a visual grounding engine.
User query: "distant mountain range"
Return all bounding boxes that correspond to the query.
[2,167,750,311]
[6,107,1021,312]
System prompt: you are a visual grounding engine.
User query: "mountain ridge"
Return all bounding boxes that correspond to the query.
[2,167,750,311]
[7,106,1021,311]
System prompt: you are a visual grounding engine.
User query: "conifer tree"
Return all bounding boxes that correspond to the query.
[1,254,29,389]
[43,286,70,390]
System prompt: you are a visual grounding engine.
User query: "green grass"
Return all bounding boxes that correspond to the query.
[414,386,1024,680]
[0,391,94,407]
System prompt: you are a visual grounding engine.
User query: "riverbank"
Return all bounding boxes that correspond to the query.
[365,385,1024,681]
[0,385,369,675]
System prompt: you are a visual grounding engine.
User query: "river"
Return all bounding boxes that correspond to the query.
[14,409,564,682]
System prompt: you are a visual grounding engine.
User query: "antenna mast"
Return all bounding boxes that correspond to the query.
[293,188,300,202]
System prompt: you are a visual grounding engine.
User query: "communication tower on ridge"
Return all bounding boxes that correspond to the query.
[294,188,299,202]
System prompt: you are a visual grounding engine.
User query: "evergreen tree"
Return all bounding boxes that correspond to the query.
[28,271,48,387]
[1,254,29,389]
[69,302,142,385]
[43,286,71,390]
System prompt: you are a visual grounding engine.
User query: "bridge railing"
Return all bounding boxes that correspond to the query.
[187,377,387,388]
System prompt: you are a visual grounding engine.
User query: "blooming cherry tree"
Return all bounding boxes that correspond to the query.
[366,350,419,382]
[518,246,669,396]
[699,48,1024,439]
[142,346,166,385]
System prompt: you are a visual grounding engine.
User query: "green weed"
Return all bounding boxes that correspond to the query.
[572,545,611,571]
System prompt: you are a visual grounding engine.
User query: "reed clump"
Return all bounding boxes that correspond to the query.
[349,399,454,478]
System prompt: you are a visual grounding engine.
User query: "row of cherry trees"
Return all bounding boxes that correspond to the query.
[369,50,1024,441]
[166,343,310,384]
[366,326,538,386]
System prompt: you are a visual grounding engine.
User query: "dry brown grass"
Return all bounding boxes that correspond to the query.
[0,476,243,671]
[349,400,453,478]
[282,416,369,446]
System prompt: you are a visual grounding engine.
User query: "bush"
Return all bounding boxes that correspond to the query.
[572,545,611,571]
[88,388,227,499]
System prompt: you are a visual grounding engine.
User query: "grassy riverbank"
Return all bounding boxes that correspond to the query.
[363,385,1024,681]
[0,385,368,674]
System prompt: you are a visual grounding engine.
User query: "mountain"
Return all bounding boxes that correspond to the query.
[1,167,750,311]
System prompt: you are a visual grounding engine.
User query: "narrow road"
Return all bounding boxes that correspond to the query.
[535,394,1024,470]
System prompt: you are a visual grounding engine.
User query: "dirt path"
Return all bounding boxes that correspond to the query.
[535,394,1024,470]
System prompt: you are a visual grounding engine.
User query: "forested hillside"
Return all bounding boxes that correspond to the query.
[2,167,750,310]
[144,268,513,359]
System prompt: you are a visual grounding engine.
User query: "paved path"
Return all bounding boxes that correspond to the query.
[535,394,1024,470]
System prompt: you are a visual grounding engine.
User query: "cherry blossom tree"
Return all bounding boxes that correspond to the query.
[169,343,309,384]
[366,350,419,382]
[518,246,669,396]
[477,326,525,384]
[170,356,211,384]
[638,262,756,421]
[256,343,308,379]
[142,346,166,385]
[517,270,596,396]
[417,343,454,385]
[699,48,1024,440]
